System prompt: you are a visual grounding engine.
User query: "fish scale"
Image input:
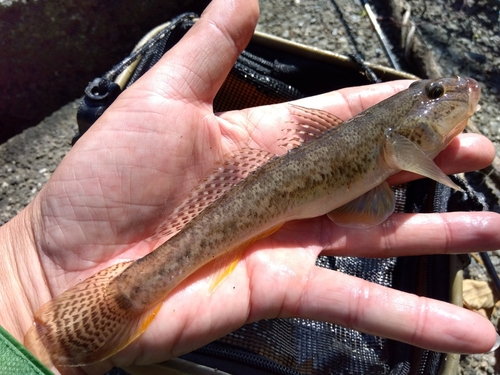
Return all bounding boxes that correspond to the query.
[25,76,480,367]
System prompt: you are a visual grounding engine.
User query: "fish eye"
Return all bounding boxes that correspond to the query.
[425,83,445,99]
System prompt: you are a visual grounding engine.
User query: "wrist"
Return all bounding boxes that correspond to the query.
[0,199,51,343]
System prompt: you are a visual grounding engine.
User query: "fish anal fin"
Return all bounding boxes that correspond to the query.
[208,247,245,295]
[278,105,344,150]
[327,182,395,228]
[208,224,283,294]
[385,133,463,192]
[25,261,161,367]
[151,148,276,242]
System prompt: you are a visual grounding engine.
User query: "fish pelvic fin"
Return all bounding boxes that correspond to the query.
[385,133,463,192]
[208,224,283,294]
[327,182,396,228]
[24,261,162,367]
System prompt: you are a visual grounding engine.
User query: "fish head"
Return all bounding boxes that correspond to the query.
[393,76,480,158]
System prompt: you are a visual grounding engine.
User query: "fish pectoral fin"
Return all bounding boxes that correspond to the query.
[327,182,395,228]
[278,105,344,150]
[385,133,463,192]
[25,261,162,367]
[208,224,283,294]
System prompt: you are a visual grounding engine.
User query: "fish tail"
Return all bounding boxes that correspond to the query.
[24,261,161,367]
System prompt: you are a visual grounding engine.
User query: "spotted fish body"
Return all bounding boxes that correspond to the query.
[25,77,480,367]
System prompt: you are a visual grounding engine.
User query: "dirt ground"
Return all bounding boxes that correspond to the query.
[0,0,499,374]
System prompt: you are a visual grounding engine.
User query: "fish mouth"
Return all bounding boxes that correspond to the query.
[466,77,481,115]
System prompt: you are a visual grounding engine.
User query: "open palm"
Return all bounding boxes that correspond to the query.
[18,0,499,373]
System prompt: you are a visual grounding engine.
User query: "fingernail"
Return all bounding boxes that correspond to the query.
[488,332,500,353]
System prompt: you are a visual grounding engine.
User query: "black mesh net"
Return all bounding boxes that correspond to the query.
[74,13,486,375]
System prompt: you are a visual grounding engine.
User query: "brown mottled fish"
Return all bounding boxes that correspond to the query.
[25,76,480,367]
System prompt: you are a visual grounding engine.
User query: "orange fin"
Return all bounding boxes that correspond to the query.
[208,246,246,294]
[208,224,283,294]
[278,105,344,150]
[151,148,276,242]
[25,261,161,367]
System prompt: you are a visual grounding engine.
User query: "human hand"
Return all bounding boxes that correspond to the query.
[2,0,499,374]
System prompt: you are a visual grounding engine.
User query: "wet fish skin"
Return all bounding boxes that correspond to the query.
[111,76,480,311]
[25,76,480,366]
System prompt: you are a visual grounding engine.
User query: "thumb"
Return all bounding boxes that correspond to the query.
[141,0,260,103]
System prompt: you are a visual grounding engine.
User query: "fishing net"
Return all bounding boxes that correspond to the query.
[75,13,486,375]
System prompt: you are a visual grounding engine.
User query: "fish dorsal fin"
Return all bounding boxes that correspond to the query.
[152,104,342,242]
[327,182,395,228]
[24,261,162,366]
[278,105,344,150]
[385,133,463,191]
[151,148,276,241]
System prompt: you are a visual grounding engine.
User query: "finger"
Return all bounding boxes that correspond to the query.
[294,79,414,118]
[388,132,495,186]
[274,266,496,354]
[221,80,413,151]
[271,211,500,258]
[141,0,259,102]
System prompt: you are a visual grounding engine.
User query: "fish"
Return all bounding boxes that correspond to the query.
[24,76,481,367]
